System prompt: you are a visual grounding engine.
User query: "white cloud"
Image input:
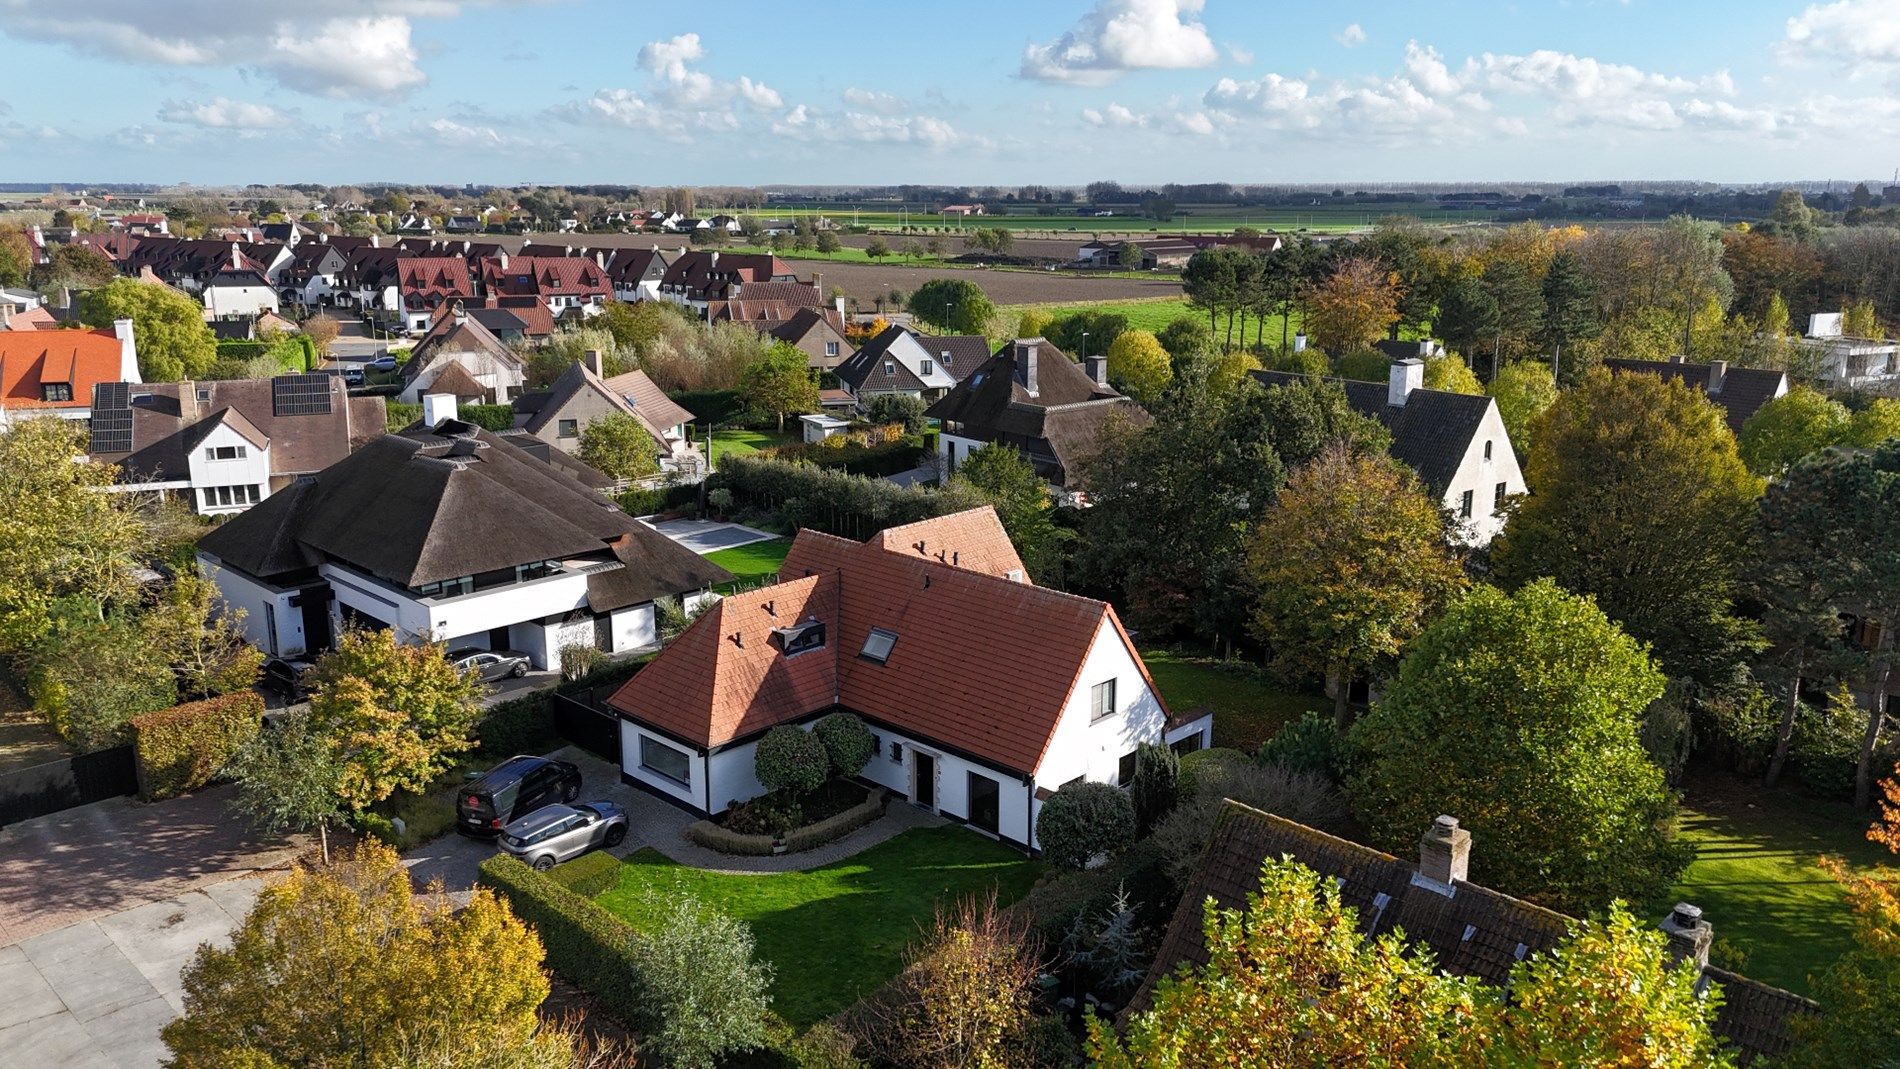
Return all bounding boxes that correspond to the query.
[1081,102,1148,126]
[416,117,516,147]
[1226,44,1254,65]
[0,1,519,98]
[1784,1,1900,66]
[1021,0,1218,86]
[842,87,907,114]
[1336,23,1367,48]
[157,96,288,128]
[771,107,971,149]
[736,76,782,109]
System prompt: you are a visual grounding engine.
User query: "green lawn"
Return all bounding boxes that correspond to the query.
[594,826,1043,1026]
[1139,647,1329,753]
[708,427,796,457]
[703,538,791,590]
[1666,773,1887,996]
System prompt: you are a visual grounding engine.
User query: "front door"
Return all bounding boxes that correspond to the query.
[911,751,936,810]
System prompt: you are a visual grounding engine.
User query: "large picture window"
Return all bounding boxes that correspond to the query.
[640,735,691,786]
[968,773,1000,834]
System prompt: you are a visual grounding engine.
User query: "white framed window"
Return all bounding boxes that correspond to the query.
[860,628,897,664]
[1494,481,1508,508]
[1090,678,1117,722]
[824,341,839,357]
[920,359,934,376]
[884,360,896,376]
[206,445,246,461]
[640,735,691,786]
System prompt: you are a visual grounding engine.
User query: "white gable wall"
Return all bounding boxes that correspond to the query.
[184,421,271,515]
[1438,400,1525,547]
[1035,616,1167,791]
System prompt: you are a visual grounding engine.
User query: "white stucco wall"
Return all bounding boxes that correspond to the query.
[204,283,280,319]
[1034,617,1168,791]
[938,431,986,474]
[1438,400,1525,547]
[184,421,271,515]
[611,603,657,653]
[198,555,307,657]
[620,720,706,808]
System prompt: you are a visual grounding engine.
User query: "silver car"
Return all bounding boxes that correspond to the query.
[497,801,628,871]
[449,647,531,682]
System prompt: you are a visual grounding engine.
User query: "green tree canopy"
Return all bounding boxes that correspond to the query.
[952,443,1072,584]
[1488,359,1558,456]
[1104,328,1173,402]
[1738,386,1852,475]
[1436,276,1500,359]
[1491,368,1764,691]
[1848,398,1900,448]
[577,411,661,481]
[79,277,218,381]
[1246,443,1467,727]
[1422,355,1484,395]
[906,278,994,336]
[738,341,819,432]
[307,629,484,810]
[0,228,32,286]
[1350,580,1688,912]
[1092,855,1732,1068]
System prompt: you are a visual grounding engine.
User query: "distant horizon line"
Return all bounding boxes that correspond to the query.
[2,177,1896,193]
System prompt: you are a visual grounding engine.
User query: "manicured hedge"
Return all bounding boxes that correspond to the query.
[670,387,744,425]
[129,691,264,800]
[686,787,886,856]
[548,849,621,897]
[459,403,515,431]
[765,436,927,478]
[617,480,702,518]
[473,691,559,758]
[715,453,987,541]
[478,854,644,1024]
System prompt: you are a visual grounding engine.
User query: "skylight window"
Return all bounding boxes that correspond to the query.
[860,628,897,664]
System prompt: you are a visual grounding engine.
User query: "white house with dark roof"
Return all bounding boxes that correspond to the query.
[1253,359,1525,546]
[196,401,731,667]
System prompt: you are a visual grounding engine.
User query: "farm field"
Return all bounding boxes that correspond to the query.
[788,260,1183,307]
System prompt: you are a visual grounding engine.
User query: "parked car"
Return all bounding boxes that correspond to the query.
[497,801,628,870]
[449,647,531,682]
[259,656,316,702]
[367,354,398,372]
[328,366,365,387]
[457,756,583,836]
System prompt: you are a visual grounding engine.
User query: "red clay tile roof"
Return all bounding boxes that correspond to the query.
[611,507,1151,774]
[480,255,612,299]
[398,256,475,309]
[0,327,124,410]
[0,306,58,330]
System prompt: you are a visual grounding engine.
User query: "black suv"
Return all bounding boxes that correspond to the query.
[457,756,583,837]
[259,657,316,703]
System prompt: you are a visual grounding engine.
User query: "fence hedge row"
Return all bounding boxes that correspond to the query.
[128,691,264,800]
[714,453,986,541]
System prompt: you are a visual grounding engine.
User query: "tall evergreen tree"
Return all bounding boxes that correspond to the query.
[1539,249,1602,384]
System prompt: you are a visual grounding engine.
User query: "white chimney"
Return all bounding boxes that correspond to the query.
[1293,332,1308,353]
[582,349,603,376]
[1388,358,1423,408]
[1809,312,1844,339]
[1708,359,1729,396]
[113,318,141,383]
[422,393,458,427]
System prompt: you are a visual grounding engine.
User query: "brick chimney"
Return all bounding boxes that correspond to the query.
[1388,358,1424,408]
[1016,341,1040,396]
[1659,903,1712,971]
[1418,815,1471,884]
[1085,354,1107,386]
[582,348,603,376]
[1707,359,1729,396]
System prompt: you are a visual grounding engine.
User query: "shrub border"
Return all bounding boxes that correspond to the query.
[686,787,887,856]
[478,853,644,1025]
[128,691,264,800]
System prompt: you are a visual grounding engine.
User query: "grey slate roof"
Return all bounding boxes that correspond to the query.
[1602,358,1788,434]
[835,326,930,394]
[926,338,1148,486]
[1252,369,1494,496]
[197,420,730,595]
[1129,800,1817,1065]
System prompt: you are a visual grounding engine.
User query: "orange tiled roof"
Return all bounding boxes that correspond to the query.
[0,306,58,330]
[611,507,1154,774]
[0,327,124,410]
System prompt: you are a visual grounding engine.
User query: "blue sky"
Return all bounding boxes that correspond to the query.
[1,0,1896,185]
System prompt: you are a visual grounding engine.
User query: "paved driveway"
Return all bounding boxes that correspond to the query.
[645,518,781,555]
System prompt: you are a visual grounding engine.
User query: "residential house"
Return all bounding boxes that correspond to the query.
[397,256,478,333]
[196,398,732,669]
[446,215,482,233]
[258,221,313,245]
[605,507,1212,840]
[836,326,986,406]
[512,352,698,470]
[929,338,1148,494]
[118,213,169,236]
[0,318,139,427]
[400,305,527,404]
[335,245,416,320]
[705,214,744,234]
[396,213,434,234]
[705,281,828,328]
[939,204,986,216]
[600,247,669,303]
[478,255,612,320]
[657,251,794,310]
[283,240,350,308]
[1128,801,1815,1065]
[1602,356,1789,435]
[1252,360,1526,545]
[201,248,282,319]
[1795,312,1900,390]
[766,306,855,372]
[88,373,386,515]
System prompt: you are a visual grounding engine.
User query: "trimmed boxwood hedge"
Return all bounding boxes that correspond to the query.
[548,849,621,897]
[478,853,644,1024]
[472,691,559,758]
[129,691,264,800]
[686,787,886,856]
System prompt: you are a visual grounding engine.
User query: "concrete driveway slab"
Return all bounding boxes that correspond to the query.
[0,947,66,1030]
[0,1011,110,1068]
[96,892,244,998]
[25,925,155,1025]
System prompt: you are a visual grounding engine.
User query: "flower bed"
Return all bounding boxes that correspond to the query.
[688,785,888,856]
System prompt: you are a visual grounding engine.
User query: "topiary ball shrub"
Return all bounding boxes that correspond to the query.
[1036,781,1135,870]
[814,713,874,776]
[755,724,828,795]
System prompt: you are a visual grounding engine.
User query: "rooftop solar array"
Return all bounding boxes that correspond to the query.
[271,373,334,417]
[89,382,132,453]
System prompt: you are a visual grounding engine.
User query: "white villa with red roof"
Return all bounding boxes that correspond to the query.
[606,507,1212,852]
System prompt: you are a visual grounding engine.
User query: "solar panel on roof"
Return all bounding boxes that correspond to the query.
[89,382,132,453]
[272,373,334,417]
